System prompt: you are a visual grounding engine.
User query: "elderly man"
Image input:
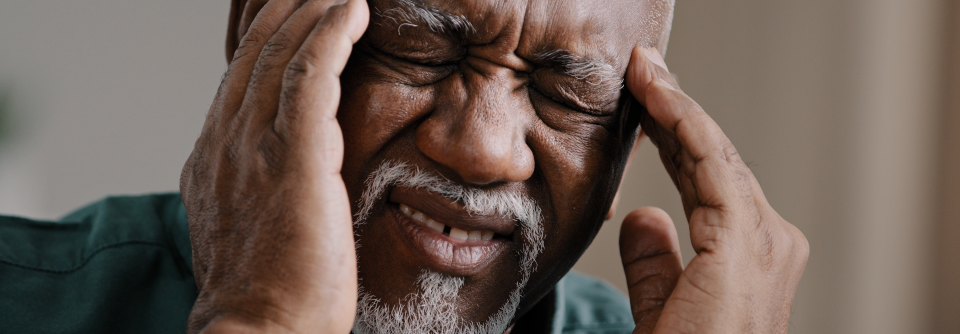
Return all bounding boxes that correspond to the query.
[0,0,807,333]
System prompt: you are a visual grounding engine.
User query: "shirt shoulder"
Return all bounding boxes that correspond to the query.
[552,272,635,334]
[0,193,196,334]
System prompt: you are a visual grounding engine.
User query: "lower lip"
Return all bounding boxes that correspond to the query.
[390,205,506,276]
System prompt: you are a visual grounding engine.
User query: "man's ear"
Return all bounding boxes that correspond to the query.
[606,130,645,220]
[226,0,270,64]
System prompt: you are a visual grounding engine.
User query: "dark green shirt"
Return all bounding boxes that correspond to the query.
[0,194,634,333]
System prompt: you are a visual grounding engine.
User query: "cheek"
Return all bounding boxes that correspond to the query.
[531,120,616,212]
[526,120,622,279]
[337,79,435,202]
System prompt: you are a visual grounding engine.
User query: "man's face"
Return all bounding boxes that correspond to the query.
[333,0,672,331]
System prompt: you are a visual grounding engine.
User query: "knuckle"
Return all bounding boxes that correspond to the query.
[243,23,273,46]
[280,53,328,110]
[735,168,755,193]
[284,52,321,82]
[232,26,271,62]
[223,140,243,171]
[277,80,303,122]
[285,42,340,87]
[785,222,810,263]
[259,31,295,62]
[689,226,726,254]
[722,143,743,165]
[256,129,289,174]
[232,43,258,63]
[753,214,778,268]
[766,220,809,270]
[248,34,298,86]
[284,60,308,84]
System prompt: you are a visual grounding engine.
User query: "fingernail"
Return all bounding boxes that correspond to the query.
[643,47,668,71]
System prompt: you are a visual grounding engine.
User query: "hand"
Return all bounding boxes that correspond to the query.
[179,0,368,333]
[619,47,809,333]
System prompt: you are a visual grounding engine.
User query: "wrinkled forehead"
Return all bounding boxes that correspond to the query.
[366,0,672,72]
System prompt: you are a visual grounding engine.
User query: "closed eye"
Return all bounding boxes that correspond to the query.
[360,44,459,86]
[527,83,611,116]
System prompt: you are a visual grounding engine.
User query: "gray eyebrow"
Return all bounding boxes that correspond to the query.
[377,0,477,37]
[534,49,624,90]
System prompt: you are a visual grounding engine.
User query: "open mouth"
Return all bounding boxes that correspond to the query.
[398,203,511,241]
[387,187,517,276]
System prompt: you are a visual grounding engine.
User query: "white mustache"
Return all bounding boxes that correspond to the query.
[353,161,544,261]
[352,161,548,334]
[354,160,542,225]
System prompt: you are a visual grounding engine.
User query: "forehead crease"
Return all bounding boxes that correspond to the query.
[518,0,641,68]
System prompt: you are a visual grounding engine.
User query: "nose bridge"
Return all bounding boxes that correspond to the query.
[415,64,535,185]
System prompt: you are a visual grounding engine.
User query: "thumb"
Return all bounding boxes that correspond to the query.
[620,207,683,334]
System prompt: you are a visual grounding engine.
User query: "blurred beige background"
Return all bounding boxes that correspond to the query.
[0,1,956,333]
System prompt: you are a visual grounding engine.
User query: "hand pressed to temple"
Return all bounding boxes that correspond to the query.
[179,0,368,332]
[619,47,809,333]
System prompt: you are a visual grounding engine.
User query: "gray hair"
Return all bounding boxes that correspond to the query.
[376,0,476,36]
[534,49,623,89]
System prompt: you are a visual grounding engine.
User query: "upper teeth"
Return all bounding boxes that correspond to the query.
[399,204,495,241]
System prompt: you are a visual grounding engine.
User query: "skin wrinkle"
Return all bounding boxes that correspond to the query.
[333,0,677,331]
[372,1,624,115]
[532,50,623,115]
[534,49,623,90]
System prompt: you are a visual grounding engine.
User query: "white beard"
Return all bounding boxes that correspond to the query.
[351,161,545,334]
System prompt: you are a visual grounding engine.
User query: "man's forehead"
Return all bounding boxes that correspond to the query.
[368,0,669,70]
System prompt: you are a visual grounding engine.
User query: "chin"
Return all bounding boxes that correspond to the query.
[348,161,546,334]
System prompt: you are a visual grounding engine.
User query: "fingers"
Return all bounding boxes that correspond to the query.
[275,0,368,166]
[623,48,808,334]
[625,46,760,239]
[625,48,672,106]
[626,47,739,172]
[238,0,356,132]
[183,0,301,210]
[212,0,301,123]
[620,207,683,334]
[266,4,369,328]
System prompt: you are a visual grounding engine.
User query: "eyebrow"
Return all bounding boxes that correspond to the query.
[534,49,624,97]
[377,0,477,37]
[378,1,623,103]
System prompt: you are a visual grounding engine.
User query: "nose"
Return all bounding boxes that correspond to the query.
[415,62,535,185]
